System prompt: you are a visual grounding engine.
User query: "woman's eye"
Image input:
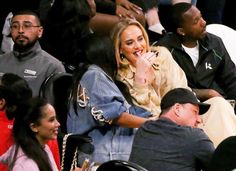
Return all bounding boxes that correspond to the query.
[138,36,144,42]
[126,41,133,46]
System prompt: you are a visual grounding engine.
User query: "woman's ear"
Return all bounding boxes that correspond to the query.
[30,123,39,133]
[0,98,6,110]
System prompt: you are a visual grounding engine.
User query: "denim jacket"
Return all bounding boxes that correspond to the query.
[67,65,150,163]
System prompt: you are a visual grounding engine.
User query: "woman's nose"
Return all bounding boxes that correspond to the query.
[134,41,142,49]
[56,119,61,127]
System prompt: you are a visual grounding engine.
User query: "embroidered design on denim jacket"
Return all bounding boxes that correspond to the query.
[77,85,89,107]
[77,85,112,124]
[91,107,112,124]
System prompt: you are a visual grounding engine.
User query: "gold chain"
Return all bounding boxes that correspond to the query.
[61,133,79,171]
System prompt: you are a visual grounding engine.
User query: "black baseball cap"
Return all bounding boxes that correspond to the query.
[161,88,210,115]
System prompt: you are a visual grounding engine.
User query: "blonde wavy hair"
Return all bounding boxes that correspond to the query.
[110,19,150,68]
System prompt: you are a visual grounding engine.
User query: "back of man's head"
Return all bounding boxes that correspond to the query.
[160,88,210,115]
[171,2,192,32]
[159,88,210,128]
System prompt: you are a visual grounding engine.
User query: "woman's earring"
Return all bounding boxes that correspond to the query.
[120,53,125,59]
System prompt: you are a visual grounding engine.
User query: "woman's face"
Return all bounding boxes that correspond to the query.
[32,104,60,146]
[119,25,147,67]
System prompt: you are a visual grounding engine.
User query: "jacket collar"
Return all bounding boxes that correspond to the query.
[161,32,215,51]
[13,41,41,61]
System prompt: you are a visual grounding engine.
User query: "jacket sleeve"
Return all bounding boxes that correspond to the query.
[82,69,129,121]
[155,46,191,97]
[192,129,215,170]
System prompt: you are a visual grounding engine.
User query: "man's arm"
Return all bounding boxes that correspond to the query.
[192,88,223,101]
[193,129,215,171]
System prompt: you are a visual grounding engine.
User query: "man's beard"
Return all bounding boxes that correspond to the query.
[14,40,36,52]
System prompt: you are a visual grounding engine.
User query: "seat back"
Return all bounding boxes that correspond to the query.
[39,72,95,171]
[96,160,148,171]
[206,24,236,65]
[39,72,72,133]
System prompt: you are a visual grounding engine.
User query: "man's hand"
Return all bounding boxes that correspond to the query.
[115,0,142,18]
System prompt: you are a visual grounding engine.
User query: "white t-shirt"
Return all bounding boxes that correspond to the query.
[182,42,199,67]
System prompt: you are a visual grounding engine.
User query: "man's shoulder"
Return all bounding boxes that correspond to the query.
[41,50,63,63]
[206,32,222,40]
[157,32,181,48]
[158,32,175,42]
[203,32,224,46]
[0,52,13,58]
[0,52,14,64]
[186,127,211,141]
[39,50,65,70]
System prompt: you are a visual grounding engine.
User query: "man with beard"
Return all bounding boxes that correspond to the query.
[158,2,236,104]
[0,10,65,97]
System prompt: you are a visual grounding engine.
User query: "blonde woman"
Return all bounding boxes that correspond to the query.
[111,18,189,116]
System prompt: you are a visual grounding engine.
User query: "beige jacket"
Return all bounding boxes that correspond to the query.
[117,46,190,116]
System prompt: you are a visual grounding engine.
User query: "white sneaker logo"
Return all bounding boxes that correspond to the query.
[205,62,212,70]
